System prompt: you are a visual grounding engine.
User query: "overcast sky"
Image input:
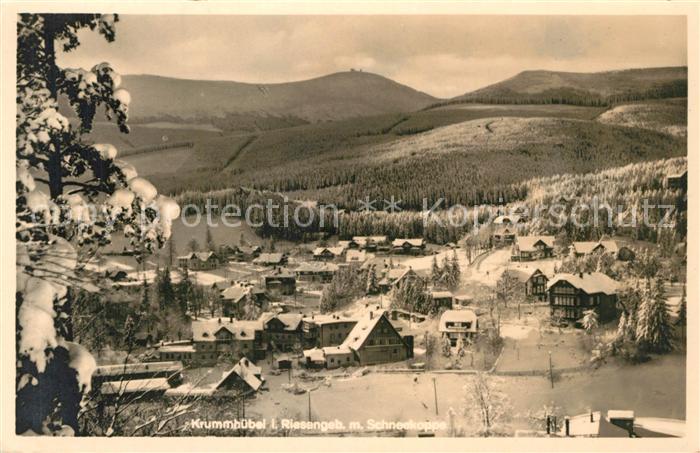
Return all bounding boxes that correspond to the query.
[57,15,687,98]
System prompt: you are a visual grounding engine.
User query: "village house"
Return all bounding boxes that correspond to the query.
[187,318,266,364]
[302,314,358,348]
[453,295,474,309]
[378,267,418,293]
[391,238,426,255]
[295,262,338,283]
[429,290,454,310]
[220,284,251,317]
[511,235,555,261]
[177,251,221,271]
[263,269,296,296]
[570,240,634,261]
[503,267,549,301]
[322,345,356,369]
[340,309,413,365]
[491,225,517,246]
[439,309,478,346]
[262,312,304,352]
[217,244,240,262]
[216,357,265,394]
[312,246,346,261]
[253,252,287,266]
[664,169,687,191]
[236,245,262,261]
[337,239,360,250]
[352,236,389,252]
[345,249,372,265]
[546,272,620,324]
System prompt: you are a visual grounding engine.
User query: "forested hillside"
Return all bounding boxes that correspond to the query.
[442,67,687,107]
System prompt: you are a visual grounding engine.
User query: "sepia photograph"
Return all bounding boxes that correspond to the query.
[1,1,698,451]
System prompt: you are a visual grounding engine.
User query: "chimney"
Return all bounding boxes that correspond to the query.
[590,411,594,422]
[564,417,570,437]
[218,317,221,324]
[579,272,584,279]
[369,311,374,320]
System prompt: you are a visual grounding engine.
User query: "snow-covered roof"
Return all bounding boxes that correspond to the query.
[439,310,478,333]
[312,246,345,256]
[296,262,339,273]
[341,310,387,351]
[430,290,454,299]
[94,361,183,378]
[217,357,263,391]
[100,377,171,395]
[515,235,555,252]
[302,313,356,326]
[220,285,251,302]
[572,240,619,255]
[178,251,217,262]
[269,313,304,331]
[322,345,352,355]
[391,238,425,247]
[633,417,685,437]
[547,272,619,296]
[345,250,368,263]
[191,318,261,342]
[253,253,285,264]
[303,347,325,362]
[503,267,546,284]
[158,344,195,353]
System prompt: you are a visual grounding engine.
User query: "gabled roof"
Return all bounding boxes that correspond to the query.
[238,245,261,255]
[220,285,251,302]
[515,235,555,252]
[386,267,415,282]
[503,267,546,284]
[572,240,619,255]
[177,251,218,262]
[312,246,345,257]
[192,318,261,342]
[217,357,263,391]
[272,313,303,331]
[439,309,478,333]
[547,272,619,296]
[391,238,425,247]
[341,310,394,351]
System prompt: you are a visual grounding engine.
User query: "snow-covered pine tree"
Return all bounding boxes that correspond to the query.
[430,255,442,286]
[16,14,178,435]
[636,278,673,353]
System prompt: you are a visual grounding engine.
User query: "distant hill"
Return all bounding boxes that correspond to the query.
[446,67,687,106]
[115,71,437,124]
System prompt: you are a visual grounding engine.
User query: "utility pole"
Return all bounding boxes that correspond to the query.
[432,377,439,415]
[548,350,554,388]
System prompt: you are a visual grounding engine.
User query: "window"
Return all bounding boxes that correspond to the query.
[369,339,375,346]
[393,349,398,353]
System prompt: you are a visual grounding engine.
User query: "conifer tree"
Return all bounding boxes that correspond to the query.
[431,255,443,286]
[636,278,673,353]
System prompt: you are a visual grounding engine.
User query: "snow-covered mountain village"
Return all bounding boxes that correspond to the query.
[10,10,693,442]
